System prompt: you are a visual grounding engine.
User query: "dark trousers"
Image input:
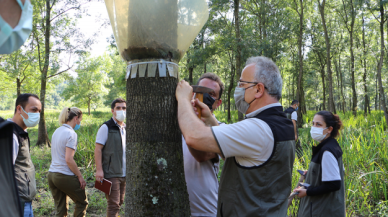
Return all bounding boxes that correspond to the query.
[48,172,88,217]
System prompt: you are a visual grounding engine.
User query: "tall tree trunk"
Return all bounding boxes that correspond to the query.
[318,0,334,113]
[125,0,190,215]
[339,54,345,113]
[16,78,21,97]
[234,0,244,121]
[88,99,91,115]
[186,53,194,84]
[227,56,235,123]
[362,14,368,116]
[377,4,388,126]
[320,66,326,111]
[36,0,51,147]
[294,0,304,127]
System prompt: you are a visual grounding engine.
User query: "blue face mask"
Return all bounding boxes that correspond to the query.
[20,106,40,127]
[296,107,298,111]
[74,123,80,131]
[0,0,33,54]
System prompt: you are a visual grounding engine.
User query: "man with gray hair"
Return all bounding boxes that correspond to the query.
[176,56,295,216]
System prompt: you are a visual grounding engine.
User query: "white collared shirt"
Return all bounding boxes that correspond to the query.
[211,103,281,167]
[95,118,126,177]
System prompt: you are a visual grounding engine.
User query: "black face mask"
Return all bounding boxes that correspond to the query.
[203,92,216,110]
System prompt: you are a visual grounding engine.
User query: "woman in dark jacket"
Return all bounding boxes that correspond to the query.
[295,110,345,217]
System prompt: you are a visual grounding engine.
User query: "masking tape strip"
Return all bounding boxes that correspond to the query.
[126,60,179,79]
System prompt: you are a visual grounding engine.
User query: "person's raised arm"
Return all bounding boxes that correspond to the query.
[65,147,86,189]
[176,80,221,154]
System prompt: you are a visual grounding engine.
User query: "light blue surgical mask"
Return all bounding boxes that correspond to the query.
[74,124,80,131]
[20,106,40,127]
[0,0,33,54]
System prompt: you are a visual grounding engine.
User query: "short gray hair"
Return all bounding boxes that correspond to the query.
[245,56,282,100]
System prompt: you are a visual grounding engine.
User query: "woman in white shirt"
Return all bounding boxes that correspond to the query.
[48,107,88,217]
[295,110,345,217]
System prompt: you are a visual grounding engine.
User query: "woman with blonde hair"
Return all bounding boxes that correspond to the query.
[48,107,88,217]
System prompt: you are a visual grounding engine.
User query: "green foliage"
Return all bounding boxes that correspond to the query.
[62,56,110,114]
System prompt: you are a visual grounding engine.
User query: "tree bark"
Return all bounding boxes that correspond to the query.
[377,4,388,126]
[320,66,326,111]
[16,78,21,97]
[318,0,334,113]
[88,99,91,115]
[234,0,244,121]
[362,14,368,116]
[36,0,51,147]
[294,0,304,127]
[227,54,235,123]
[125,75,189,216]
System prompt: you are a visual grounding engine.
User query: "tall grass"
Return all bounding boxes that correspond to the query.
[1,109,387,216]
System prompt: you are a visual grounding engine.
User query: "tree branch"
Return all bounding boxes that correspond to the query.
[47,66,72,78]
[50,6,80,22]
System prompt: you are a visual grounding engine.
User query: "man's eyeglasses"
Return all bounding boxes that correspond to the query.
[237,80,268,90]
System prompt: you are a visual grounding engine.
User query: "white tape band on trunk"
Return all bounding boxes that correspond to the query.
[126,60,179,79]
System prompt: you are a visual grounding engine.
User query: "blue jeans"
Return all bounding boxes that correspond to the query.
[23,202,34,217]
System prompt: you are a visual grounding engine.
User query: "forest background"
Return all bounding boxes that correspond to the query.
[1,0,388,216]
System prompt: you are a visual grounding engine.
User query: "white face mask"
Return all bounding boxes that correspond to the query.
[20,106,40,127]
[310,127,328,142]
[115,110,126,122]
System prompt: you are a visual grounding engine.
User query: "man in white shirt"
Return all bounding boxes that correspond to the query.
[94,98,126,217]
[8,93,42,217]
[183,73,224,217]
[176,56,295,216]
[284,100,301,157]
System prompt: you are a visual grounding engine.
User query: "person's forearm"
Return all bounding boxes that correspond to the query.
[187,146,217,162]
[95,148,103,171]
[178,98,221,154]
[66,159,82,178]
[306,180,341,196]
[204,115,219,127]
[293,120,297,136]
[178,99,207,140]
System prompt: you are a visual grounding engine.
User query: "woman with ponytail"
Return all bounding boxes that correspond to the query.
[48,107,88,217]
[295,111,345,217]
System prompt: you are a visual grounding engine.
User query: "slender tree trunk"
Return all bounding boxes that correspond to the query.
[294,0,304,127]
[320,66,326,111]
[377,4,388,126]
[227,57,235,123]
[362,15,368,116]
[234,0,244,121]
[36,0,51,147]
[16,78,21,97]
[186,54,194,84]
[339,55,345,113]
[318,0,334,113]
[88,99,91,115]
